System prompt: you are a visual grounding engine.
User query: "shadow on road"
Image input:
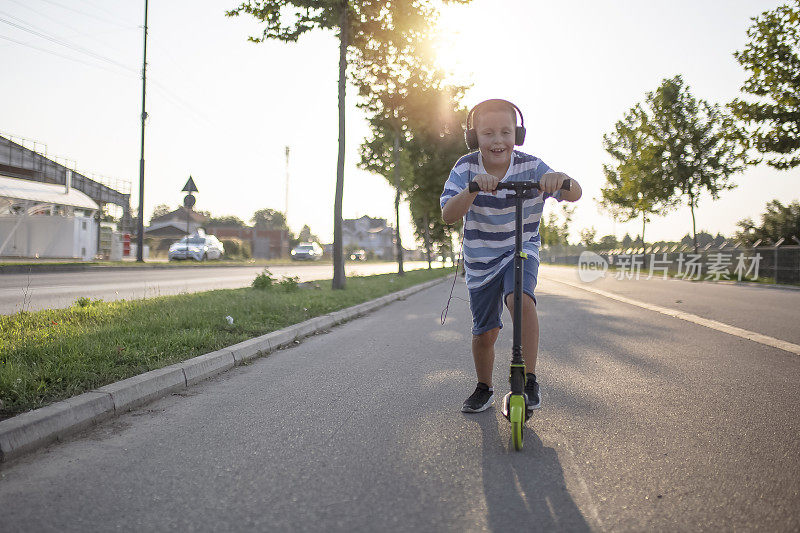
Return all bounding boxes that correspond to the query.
[468,412,592,532]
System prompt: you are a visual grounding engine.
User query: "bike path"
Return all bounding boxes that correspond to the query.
[0,276,798,531]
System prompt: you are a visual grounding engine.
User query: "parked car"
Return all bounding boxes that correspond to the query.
[168,234,224,261]
[291,242,323,261]
[349,249,366,261]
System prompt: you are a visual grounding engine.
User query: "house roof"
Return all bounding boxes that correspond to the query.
[151,206,208,224]
[0,174,99,210]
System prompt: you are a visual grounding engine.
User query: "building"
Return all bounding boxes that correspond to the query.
[0,134,132,260]
[342,215,395,259]
[0,135,132,230]
[204,225,288,259]
[144,207,209,257]
[0,174,99,260]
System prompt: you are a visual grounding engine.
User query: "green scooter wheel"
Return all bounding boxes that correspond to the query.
[509,395,525,451]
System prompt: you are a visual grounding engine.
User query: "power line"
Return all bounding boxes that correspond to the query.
[73,0,137,28]
[32,0,137,29]
[0,33,133,77]
[7,0,135,56]
[0,15,137,74]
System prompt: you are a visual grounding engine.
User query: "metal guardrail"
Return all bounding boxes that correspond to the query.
[541,245,800,285]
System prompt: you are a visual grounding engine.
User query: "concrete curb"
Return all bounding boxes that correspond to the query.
[0,275,448,463]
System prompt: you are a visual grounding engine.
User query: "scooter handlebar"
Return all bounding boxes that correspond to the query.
[468,179,571,194]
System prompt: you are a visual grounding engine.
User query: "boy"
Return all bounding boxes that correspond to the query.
[440,99,582,413]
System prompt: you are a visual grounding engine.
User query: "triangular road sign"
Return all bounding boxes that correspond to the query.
[182,176,198,193]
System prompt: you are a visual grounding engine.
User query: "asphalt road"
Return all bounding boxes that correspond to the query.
[0,261,435,315]
[0,267,798,531]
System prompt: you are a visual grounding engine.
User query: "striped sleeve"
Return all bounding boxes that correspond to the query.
[440,159,470,210]
[538,161,564,202]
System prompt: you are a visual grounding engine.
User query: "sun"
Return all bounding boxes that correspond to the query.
[430,3,480,85]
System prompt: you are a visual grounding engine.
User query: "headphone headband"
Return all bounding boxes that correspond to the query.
[464,99,526,150]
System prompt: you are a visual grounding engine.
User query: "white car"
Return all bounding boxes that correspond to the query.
[169,234,224,261]
[291,242,323,261]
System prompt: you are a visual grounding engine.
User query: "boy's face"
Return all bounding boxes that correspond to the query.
[475,109,516,169]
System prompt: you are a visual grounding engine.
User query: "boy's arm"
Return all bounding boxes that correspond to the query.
[441,173,500,224]
[541,171,582,202]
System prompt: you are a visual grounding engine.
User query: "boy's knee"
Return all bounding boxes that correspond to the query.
[473,327,499,347]
[505,293,536,310]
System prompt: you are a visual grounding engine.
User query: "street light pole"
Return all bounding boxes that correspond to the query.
[285,145,290,222]
[136,0,149,262]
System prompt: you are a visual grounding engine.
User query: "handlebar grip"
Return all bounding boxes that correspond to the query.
[467,178,571,193]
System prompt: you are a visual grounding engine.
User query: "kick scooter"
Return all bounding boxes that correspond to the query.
[468,178,571,450]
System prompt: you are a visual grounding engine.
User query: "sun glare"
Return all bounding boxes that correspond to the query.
[431,3,479,85]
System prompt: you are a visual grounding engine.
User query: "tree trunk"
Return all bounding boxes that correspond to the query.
[641,212,646,247]
[332,3,348,290]
[689,193,698,254]
[423,212,432,269]
[393,127,404,275]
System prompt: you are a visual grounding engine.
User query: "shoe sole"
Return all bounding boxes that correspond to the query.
[526,400,541,412]
[462,393,495,413]
[526,392,541,412]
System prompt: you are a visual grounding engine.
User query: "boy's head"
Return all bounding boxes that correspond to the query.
[465,99,526,167]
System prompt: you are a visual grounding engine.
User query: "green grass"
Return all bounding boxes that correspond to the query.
[0,268,450,419]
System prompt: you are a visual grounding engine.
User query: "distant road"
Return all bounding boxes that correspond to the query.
[0,261,438,314]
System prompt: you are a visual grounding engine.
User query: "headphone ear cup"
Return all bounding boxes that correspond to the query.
[515,126,526,146]
[465,129,478,150]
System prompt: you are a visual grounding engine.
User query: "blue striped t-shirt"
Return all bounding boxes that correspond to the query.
[440,150,562,290]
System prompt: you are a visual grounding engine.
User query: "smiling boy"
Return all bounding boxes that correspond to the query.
[440,99,582,413]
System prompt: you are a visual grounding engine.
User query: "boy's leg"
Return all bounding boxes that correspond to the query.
[472,327,500,386]
[503,293,539,371]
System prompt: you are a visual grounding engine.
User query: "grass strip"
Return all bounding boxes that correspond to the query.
[0,267,451,419]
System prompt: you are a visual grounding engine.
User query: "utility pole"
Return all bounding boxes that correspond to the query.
[284,145,290,222]
[136,0,149,262]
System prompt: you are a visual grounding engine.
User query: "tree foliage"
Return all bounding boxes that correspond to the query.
[350,1,470,272]
[251,208,289,230]
[150,204,172,223]
[227,0,468,286]
[649,76,747,251]
[736,199,800,245]
[297,224,319,243]
[600,103,676,245]
[731,0,800,169]
[206,215,246,227]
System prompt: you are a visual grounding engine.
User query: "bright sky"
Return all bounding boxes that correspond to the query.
[1,0,797,246]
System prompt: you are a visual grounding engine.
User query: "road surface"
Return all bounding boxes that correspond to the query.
[0,261,435,314]
[0,265,798,531]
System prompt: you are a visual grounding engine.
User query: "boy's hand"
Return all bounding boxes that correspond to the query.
[472,173,500,195]
[540,171,569,194]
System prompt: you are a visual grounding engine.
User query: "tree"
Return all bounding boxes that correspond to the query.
[351,0,470,275]
[251,208,289,230]
[540,206,573,248]
[731,1,800,169]
[600,103,676,246]
[648,76,747,253]
[736,199,800,245]
[227,1,356,288]
[227,1,466,288]
[298,224,319,243]
[206,215,245,227]
[150,204,171,223]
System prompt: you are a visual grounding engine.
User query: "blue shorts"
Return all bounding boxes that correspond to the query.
[469,256,539,335]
